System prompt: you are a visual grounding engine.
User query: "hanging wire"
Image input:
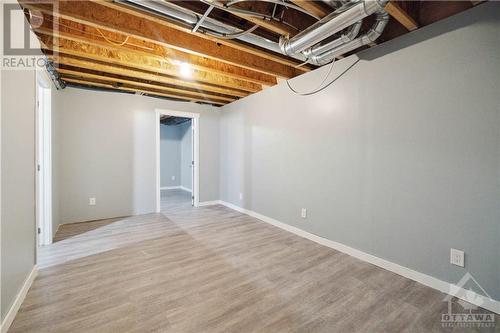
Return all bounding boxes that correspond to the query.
[205,24,259,39]
[42,15,156,52]
[286,58,360,96]
[294,60,310,68]
[96,27,130,46]
[225,0,320,20]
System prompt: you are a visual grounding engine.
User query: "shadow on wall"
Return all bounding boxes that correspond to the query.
[361,3,496,61]
[57,93,135,224]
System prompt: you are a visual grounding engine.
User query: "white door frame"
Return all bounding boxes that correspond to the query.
[36,70,53,246]
[155,109,200,211]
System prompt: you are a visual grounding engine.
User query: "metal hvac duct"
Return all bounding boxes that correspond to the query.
[320,0,348,8]
[307,10,389,65]
[119,0,388,67]
[302,20,362,59]
[279,0,388,56]
[118,0,308,61]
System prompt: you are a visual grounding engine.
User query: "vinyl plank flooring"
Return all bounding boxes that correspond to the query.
[8,189,499,332]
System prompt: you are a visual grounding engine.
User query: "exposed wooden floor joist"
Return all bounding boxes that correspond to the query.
[58,67,236,103]
[19,0,478,106]
[290,0,330,19]
[34,14,278,87]
[385,2,419,31]
[50,54,250,98]
[62,77,226,106]
[37,33,263,93]
[210,0,299,36]
[21,0,307,78]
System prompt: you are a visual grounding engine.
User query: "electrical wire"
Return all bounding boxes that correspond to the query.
[205,24,259,40]
[294,61,310,68]
[286,58,360,96]
[42,16,151,51]
[96,27,130,46]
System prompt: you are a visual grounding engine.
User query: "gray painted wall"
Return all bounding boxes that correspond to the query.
[220,3,500,300]
[52,88,219,225]
[160,124,181,188]
[1,69,37,320]
[179,121,193,191]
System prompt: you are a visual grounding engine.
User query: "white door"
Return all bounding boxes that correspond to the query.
[191,121,195,206]
[36,87,44,245]
[36,81,52,246]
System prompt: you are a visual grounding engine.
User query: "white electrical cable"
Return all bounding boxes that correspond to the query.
[286,58,360,96]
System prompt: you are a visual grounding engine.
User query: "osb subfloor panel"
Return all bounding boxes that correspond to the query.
[9,190,499,332]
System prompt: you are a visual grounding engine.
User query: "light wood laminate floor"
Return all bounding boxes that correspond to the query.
[9,189,498,332]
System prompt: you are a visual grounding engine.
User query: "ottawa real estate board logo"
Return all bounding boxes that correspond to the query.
[441,272,496,329]
[2,2,53,69]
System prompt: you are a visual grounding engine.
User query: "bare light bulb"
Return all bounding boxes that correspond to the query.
[179,62,192,78]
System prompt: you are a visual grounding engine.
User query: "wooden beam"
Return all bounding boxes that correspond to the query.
[95,0,311,72]
[48,54,249,98]
[35,13,277,87]
[384,2,418,31]
[58,68,234,104]
[36,32,262,93]
[234,13,295,37]
[58,67,236,103]
[216,0,298,36]
[20,0,307,78]
[290,0,329,18]
[175,1,280,42]
[62,76,226,106]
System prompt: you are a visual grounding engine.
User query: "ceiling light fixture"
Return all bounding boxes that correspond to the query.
[179,62,192,78]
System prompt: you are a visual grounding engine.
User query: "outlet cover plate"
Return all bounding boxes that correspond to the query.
[450,248,465,267]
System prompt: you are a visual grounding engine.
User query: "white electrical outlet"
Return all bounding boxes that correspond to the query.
[89,197,96,206]
[239,193,243,200]
[171,176,175,181]
[301,208,307,219]
[450,248,465,267]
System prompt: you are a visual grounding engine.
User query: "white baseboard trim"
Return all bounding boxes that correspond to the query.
[1,266,38,333]
[160,186,192,193]
[160,186,181,190]
[180,186,192,193]
[198,200,222,207]
[218,200,500,315]
[54,223,61,239]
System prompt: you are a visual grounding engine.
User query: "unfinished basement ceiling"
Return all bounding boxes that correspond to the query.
[21,0,482,106]
[160,115,191,125]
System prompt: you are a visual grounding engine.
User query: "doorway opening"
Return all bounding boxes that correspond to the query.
[155,109,199,212]
[36,71,53,246]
